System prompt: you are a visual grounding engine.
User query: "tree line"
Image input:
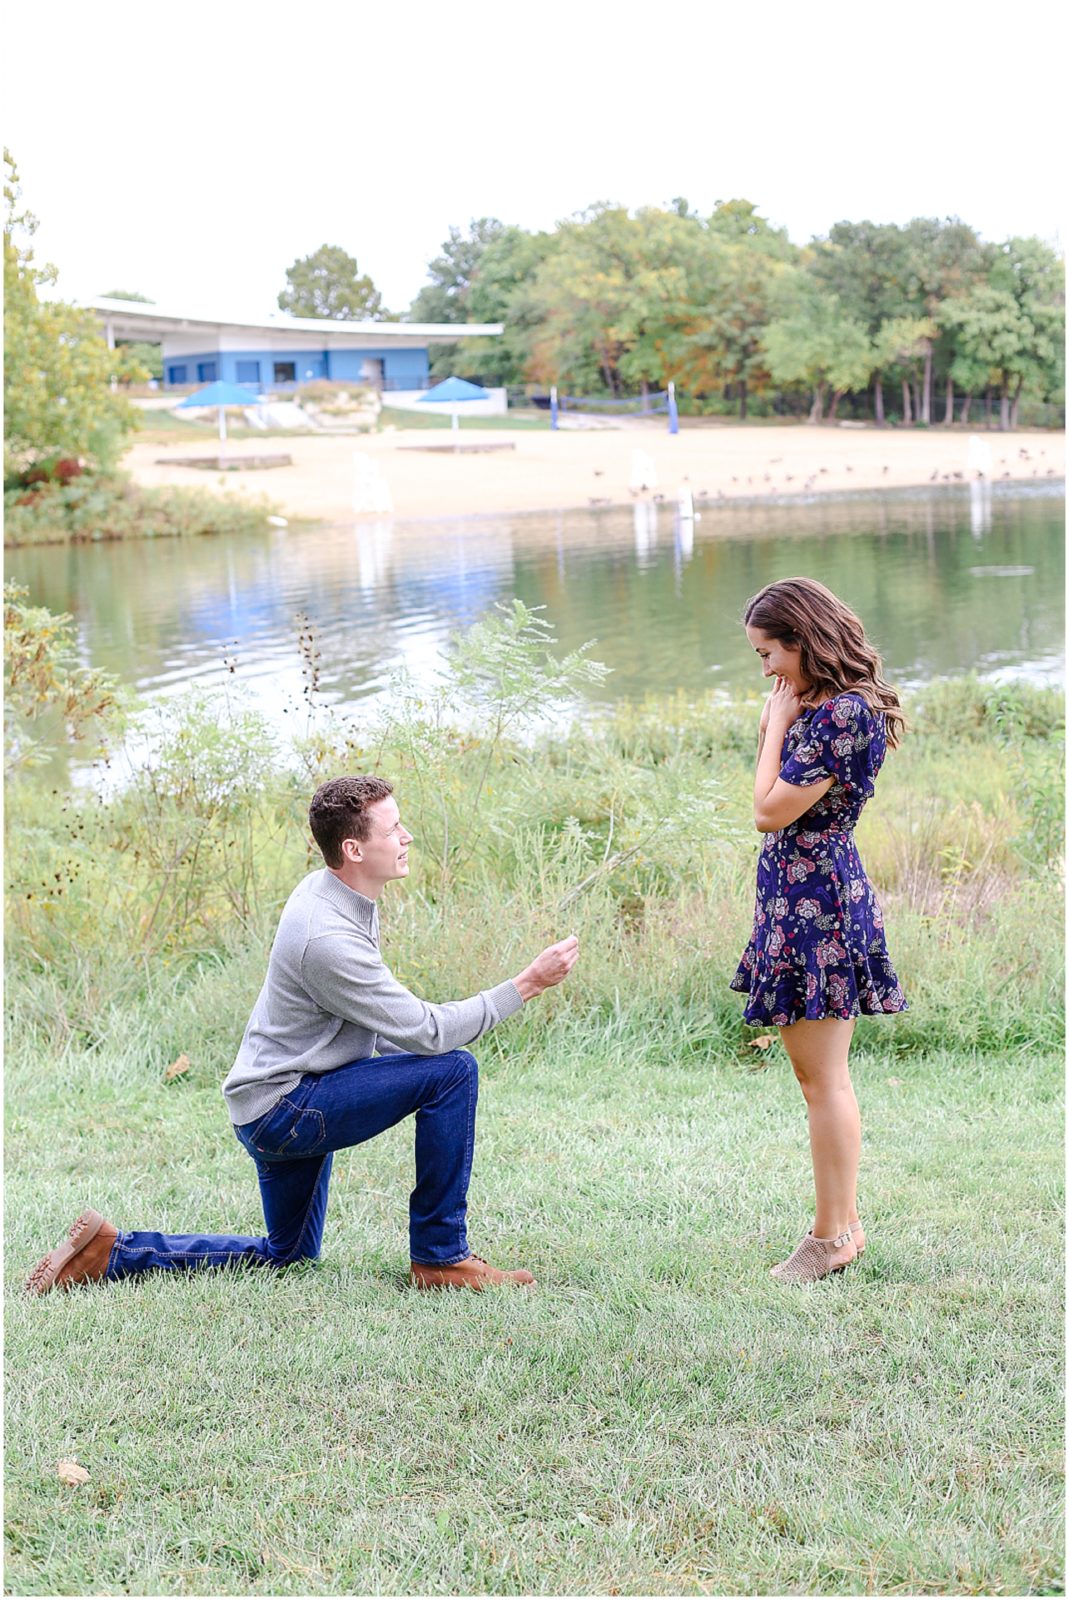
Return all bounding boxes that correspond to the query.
[4,141,1064,458]
[286,201,1064,428]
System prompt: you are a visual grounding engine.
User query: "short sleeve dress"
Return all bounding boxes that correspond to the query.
[730,692,907,1026]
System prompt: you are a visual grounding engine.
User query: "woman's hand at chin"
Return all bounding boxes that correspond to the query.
[767,675,802,729]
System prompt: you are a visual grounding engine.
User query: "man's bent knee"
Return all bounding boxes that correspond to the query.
[440,1048,478,1078]
[434,1049,478,1099]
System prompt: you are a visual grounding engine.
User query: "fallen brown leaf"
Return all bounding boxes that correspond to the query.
[57,1459,89,1486]
[748,1035,773,1050]
[165,1053,190,1081]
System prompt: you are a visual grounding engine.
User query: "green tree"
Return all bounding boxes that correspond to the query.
[870,314,938,425]
[457,226,558,386]
[900,218,989,422]
[115,343,162,383]
[707,198,795,261]
[811,218,991,424]
[406,219,514,381]
[524,204,705,396]
[408,217,509,325]
[408,219,518,382]
[663,202,795,417]
[278,244,384,320]
[931,234,1063,429]
[101,288,153,302]
[763,276,872,422]
[681,223,790,417]
[811,222,913,423]
[4,150,134,479]
[989,236,1065,426]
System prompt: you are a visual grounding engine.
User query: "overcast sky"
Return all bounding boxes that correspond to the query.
[7,0,1063,319]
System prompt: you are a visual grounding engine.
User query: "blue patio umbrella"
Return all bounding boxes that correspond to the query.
[417,376,490,442]
[176,380,263,446]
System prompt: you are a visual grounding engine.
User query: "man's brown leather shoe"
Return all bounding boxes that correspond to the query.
[25,1209,119,1296]
[409,1252,536,1291]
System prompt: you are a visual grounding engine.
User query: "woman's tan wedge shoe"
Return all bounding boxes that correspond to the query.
[770,1227,857,1283]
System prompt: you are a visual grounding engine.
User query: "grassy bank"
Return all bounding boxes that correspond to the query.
[3,471,277,548]
[131,405,551,449]
[4,644,1064,1595]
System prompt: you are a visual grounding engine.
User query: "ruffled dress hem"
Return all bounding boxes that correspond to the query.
[730,958,908,1027]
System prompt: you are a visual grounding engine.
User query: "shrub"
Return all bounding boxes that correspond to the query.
[3,600,1063,1062]
[4,581,122,775]
[3,473,276,547]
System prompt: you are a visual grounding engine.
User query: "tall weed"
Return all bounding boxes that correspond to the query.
[4,614,1063,1064]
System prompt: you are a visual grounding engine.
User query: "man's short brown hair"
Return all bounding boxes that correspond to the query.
[309,776,394,867]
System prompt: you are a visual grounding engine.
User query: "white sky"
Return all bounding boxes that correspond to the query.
[6,0,1064,319]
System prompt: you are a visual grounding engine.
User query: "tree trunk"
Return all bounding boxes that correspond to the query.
[922,345,933,423]
[874,374,885,426]
[640,378,650,413]
[960,393,972,425]
[999,380,1010,431]
[912,380,922,422]
[826,389,843,422]
[808,382,826,423]
[739,377,748,420]
[901,378,912,425]
[984,387,992,427]
[1009,376,1023,429]
[943,375,954,426]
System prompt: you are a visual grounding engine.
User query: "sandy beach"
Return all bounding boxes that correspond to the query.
[124,422,1065,524]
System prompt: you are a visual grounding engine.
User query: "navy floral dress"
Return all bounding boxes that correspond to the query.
[731,692,907,1026]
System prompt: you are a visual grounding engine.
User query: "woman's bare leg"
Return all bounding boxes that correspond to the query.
[777,1016,859,1239]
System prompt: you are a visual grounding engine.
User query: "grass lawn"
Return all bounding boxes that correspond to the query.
[4,667,1064,1594]
[379,407,551,432]
[5,1029,1062,1596]
[132,407,551,448]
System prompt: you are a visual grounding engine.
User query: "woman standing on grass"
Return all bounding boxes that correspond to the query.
[731,577,907,1283]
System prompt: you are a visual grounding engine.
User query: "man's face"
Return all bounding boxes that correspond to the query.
[352,796,413,885]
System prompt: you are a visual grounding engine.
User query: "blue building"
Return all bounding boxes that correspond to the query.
[88,299,503,394]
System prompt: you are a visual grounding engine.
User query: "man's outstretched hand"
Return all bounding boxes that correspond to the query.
[513,936,580,1001]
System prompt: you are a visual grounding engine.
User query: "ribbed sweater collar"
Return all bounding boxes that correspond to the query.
[313,868,378,936]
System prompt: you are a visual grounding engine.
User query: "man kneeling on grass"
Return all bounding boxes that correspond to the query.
[27,776,578,1296]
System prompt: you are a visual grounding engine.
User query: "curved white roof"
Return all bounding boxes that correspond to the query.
[86,297,503,343]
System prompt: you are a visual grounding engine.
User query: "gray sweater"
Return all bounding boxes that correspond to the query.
[223,869,523,1126]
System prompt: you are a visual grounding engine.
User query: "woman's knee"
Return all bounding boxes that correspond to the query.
[793,1066,854,1103]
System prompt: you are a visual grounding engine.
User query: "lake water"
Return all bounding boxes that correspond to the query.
[6,486,1064,736]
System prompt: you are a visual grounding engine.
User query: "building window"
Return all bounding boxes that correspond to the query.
[273,361,297,383]
[168,365,187,385]
[236,360,260,384]
[197,361,217,382]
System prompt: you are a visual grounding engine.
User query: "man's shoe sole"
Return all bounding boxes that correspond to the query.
[25,1209,107,1296]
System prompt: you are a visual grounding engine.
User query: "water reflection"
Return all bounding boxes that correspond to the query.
[969,478,993,539]
[675,509,695,564]
[633,500,658,565]
[355,520,393,592]
[6,488,1063,748]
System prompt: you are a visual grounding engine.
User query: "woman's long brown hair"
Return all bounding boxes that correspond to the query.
[744,577,905,748]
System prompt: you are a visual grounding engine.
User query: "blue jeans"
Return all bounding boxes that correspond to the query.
[104,1049,479,1279]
